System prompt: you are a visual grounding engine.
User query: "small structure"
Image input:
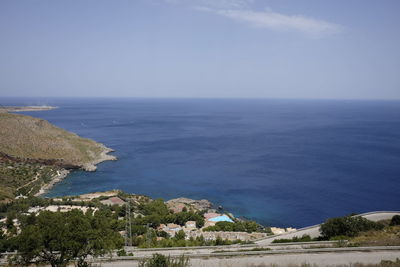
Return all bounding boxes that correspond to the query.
[168,203,186,213]
[166,223,181,231]
[204,212,221,221]
[157,224,167,231]
[185,221,196,229]
[270,227,286,235]
[158,223,183,237]
[100,196,126,206]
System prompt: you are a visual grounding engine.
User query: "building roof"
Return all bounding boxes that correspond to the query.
[185,221,196,227]
[204,212,221,220]
[167,223,181,230]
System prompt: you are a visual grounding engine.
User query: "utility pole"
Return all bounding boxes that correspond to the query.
[125,200,132,246]
[146,223,151,247]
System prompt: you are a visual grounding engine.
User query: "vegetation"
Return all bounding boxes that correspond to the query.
[0,194,252,252]
[137,199,205,228]
[213,247,271,253]
[245,259,400,267]
[133,231,248,248]
[203,220,262,233]
[0,113,116,202]
[320,215,384,240]
[0,113,106,166]
[0,155,60,200]
[138,254,190,267]
[390,215,400,226]
[9,209,123,267]
[272,234,314,243]
[350,224,400,247]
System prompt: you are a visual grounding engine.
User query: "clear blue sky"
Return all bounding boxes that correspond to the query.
[1,0,399,99]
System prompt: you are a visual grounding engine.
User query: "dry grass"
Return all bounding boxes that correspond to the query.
[0,113,112,201]
[245,259,400,267]
[350,225,400,247]
[0,113,105,166]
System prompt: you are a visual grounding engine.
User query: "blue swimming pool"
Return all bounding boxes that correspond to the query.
[209,215,234,223]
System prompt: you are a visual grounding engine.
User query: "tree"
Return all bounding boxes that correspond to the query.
[320,215,384,239]
[13,210,123,267]
[0,229,7,253]
[174,230,186,241]
[390,215,400,226]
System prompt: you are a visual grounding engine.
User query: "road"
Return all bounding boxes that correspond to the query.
[2,211,399,266]
[96,247,400,267]
[255,211,400,245]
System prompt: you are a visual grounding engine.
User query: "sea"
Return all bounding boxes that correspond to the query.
[2,97,400,228]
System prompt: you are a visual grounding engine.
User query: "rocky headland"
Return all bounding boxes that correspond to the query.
[0,105,57,113]
[0,109,116,201]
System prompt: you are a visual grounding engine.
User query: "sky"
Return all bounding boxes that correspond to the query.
[0,0,399,99]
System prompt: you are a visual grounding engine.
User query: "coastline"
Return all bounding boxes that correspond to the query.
[36,146,117,196]
[82,146,117,171]
[35,169,70,196]
[0,105,58,113]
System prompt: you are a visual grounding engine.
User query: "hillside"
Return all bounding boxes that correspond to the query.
[0,112,116,201]
[0,112,114,168]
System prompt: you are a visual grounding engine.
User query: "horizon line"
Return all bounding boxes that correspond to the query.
[1,96,400,102]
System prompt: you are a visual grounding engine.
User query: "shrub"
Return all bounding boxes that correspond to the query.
[390,215,400,226]
[272,234,313,243]
[203,220,261,233]
[139,254,190,267]
[320,215,384,239]
[117,249,127,256]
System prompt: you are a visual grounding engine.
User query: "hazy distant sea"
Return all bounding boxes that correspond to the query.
[3,98,400,227]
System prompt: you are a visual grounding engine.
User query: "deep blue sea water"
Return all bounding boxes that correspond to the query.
[2,98,400,227]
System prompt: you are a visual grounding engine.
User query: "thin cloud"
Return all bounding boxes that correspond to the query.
[200,8,341,36]
[163,0,341,36]
[164,0,253,9]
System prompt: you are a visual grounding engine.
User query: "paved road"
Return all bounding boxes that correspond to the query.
[97,247,400,267]
[255,211,400,245]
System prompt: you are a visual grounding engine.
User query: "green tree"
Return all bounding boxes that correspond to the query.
[390,215,400,226]
[174,230,186,241]
[320,215,384,239]
[13,210,123,267]
[0,229,7,252]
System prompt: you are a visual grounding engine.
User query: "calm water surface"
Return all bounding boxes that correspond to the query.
[3,98,400,227]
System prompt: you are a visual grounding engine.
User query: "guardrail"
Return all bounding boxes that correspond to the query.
[90,246,400,263]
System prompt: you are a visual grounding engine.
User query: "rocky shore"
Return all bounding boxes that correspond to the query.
[82,146,117,171]
[35,169,70,196]
[36,146,117,196]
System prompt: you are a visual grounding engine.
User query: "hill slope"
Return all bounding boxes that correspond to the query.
[0,112,116,201]
[0,113,114,169]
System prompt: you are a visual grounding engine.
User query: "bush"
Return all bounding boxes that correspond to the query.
[272,234,313,243]
[117,249,127,256]
[390,215,400,226]
[320,215,384,239]
[203,220,260,233]
[139,254,190,267]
